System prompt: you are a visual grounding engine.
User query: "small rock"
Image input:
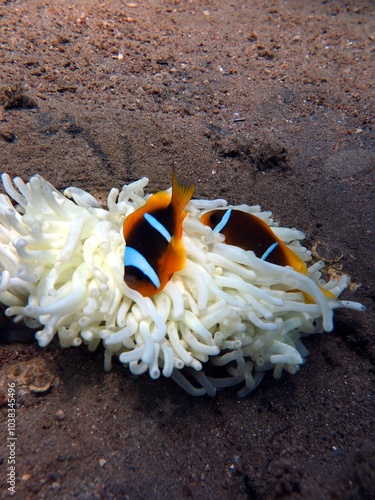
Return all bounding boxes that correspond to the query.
[55,410,65,421]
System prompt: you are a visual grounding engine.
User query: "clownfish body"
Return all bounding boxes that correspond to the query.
[201,209,336,302]
[123,171,194,297]
[200,209,307,272]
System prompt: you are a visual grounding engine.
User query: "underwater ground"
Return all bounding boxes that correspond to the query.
[0,0,374,498]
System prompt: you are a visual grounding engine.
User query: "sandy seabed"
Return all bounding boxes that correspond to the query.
[0,1,374,498]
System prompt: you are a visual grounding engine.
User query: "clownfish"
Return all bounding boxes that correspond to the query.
[200,208,307,272]
[201,209,336,302]
[123,170,194,297]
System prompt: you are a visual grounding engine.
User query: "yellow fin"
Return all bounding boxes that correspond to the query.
[282,244,308,274]
[303,286,337,304]
[171,169,195,217]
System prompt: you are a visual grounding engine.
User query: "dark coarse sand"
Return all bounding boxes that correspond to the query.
[0,1,374,498]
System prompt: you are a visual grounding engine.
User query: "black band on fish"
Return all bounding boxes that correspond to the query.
[144,213,172,243]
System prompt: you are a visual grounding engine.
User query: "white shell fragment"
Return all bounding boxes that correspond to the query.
[0,174,365,397]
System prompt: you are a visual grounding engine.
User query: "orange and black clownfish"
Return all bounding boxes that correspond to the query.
[123,170,194,297]
[201,209,336,302]
[200,208,307,272]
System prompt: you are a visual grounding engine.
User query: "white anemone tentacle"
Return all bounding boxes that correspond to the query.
[0,173,365,397]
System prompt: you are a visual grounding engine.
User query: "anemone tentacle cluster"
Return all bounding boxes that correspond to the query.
[0,174,364,396]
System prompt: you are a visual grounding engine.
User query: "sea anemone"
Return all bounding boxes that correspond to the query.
[0,173,364,396]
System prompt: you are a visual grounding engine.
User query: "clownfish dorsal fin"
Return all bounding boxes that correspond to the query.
[171,169,195,219]
[143,190,171,212]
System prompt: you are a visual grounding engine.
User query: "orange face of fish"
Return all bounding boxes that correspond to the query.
[123,171,194,297]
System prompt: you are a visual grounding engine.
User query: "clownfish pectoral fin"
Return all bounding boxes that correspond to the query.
[171,169,195,220]
[162,236,186,274]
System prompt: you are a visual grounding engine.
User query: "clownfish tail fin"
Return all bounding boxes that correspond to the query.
[171,168,195,216]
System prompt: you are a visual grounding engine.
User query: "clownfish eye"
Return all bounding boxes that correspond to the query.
[209,213,220,225]
[133,269,145,281]
[125,267,145,282]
